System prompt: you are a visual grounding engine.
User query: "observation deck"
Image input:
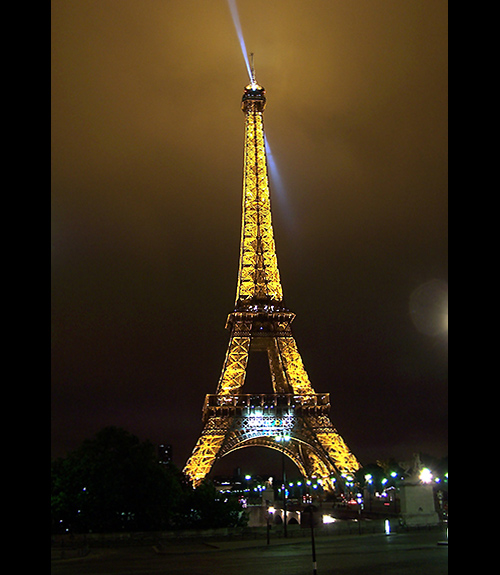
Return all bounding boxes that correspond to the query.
[202,393,330,422]
[241,82,266,113]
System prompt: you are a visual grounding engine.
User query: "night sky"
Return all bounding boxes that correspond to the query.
[51,0,448,476]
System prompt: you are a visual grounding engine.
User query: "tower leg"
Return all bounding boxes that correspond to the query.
[276,336,315,395]
[183,429,226,488]
[267,338,292,393]
[216,336,251,395]
[315,430,360,476]
[305,414,360,475]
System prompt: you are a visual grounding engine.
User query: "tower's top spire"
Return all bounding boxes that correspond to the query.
[242,54,266,113]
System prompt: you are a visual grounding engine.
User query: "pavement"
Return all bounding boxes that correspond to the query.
[52,529,448,574]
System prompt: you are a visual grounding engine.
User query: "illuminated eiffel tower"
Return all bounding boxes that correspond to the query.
[184,67,360,490]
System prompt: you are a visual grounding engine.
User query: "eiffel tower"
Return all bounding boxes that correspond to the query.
[184,67,360,490]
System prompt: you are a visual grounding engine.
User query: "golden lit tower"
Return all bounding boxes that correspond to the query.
[183,69,360,490]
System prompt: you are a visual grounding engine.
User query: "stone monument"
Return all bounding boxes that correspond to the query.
[398,454,440,527]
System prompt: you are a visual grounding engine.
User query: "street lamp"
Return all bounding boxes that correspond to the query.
[275,433,291,537]
[267,506,275,545]
[419,468,433,484]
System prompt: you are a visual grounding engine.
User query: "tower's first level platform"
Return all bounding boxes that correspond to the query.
[202,393,331,422]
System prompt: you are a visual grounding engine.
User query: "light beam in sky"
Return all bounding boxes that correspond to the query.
[226,1,294,230]
[226,0,253,83]
[265,135,295,231]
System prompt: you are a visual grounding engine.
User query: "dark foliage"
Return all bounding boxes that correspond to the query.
[51,426,246,533]
[176,479,246,530]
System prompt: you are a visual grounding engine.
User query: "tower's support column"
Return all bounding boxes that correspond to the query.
[183,428,226,488]
[216,336,251,396]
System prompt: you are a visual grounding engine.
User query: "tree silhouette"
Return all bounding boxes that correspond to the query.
[51,426,247,533]
[51,427,183,532]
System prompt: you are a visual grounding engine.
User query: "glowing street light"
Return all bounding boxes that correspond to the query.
[419,467,433,484]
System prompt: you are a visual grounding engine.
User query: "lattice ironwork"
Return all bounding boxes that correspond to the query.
[183,77,360,489]
[236,87,283,304]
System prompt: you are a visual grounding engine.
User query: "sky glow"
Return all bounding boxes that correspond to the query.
[51,1,448,471]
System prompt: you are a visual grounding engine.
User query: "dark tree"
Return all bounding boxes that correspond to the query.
[51,427,184,533]
[177,479,247,530]
[51,427,247,534]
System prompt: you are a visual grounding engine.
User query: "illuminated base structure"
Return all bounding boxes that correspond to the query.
[183,70,360,491]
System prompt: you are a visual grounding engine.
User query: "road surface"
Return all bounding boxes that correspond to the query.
[52,530,448,574]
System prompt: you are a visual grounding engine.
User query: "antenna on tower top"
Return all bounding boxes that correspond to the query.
[250,53,257,87]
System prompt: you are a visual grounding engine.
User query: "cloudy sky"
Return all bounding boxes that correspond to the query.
[51,0,448,475]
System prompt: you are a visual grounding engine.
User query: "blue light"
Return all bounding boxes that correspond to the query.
[226,0,252,82]
[264,135,295,231]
